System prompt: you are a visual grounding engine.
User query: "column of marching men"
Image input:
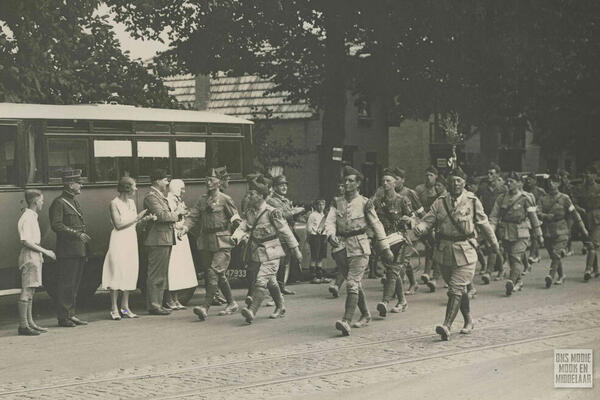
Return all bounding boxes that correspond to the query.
[14,163,600,339]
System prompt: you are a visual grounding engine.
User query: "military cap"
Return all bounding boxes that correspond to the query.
[489,162,502,173]
[425,165,438,175]
[150,168,169,182]
[206,168,220,179]
[342,165,363,180]
[214,166,230,180]
[393,167,406,179]
[248,174,270,197]
[506,171,522,181]
[272,174,288,186]
[448,167,467,180]
[382,168,397,178]
[61,167,83,183]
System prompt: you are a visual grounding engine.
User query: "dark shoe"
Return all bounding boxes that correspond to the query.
[460,322,475,334]
[29,322,48,333]
[584,271,592,281]
[352,313,371,328]
[481,273,490,285]
[545,275,553,288]
[421,274,430,284]
[328,285,339,298]
[426,280,437,293]
[505,280,514,296]
[335,320,351,336]
[390,300,408,313]
[435,324,450,341]
[148,308,170,316]
[245,296,253,308]
[18,326,40,336]
[58,319,76,327]
[311,277,322,284]
[211,293,227,306]
[241,308,254,324]
[69,316,88,326]
[376,302,388,318]
[281,288,296,295]
[269,307,286,319]
[193,306,208,321]
[218,302,239,316]
[405,284,418,295]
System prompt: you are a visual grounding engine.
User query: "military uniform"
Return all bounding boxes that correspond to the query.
[538,190,585,286]
[185,189,241,318]
[577,181,600,279]
[416,175,499,341]
[325,189,390,335]
[489,189,542,295]
[372,188,413,316]
[49,169,89,326]
[233,202,298,322]
[477,179,507,279]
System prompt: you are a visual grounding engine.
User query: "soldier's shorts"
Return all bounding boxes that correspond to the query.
[256,259,280,288]
[544,237,568,261]
[440,261,476,296]
[334,249,369,295]
[332,248,348,276]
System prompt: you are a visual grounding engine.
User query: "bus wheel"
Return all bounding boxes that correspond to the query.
[177,287,197,306]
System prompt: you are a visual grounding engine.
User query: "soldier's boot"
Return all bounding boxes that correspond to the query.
[268,281,286,319]
[505,280,514,296]
[391,276,408,313]
[426,279,437,293]
[336,292,358,336]
[329,284,340,298]
[545,274,553,289]
[554,264,566,285]
[515,278,524,292]
[242,286,266,324]
[405,266,418,295]
[193,305,208,321]
[459,293,474,334]
[436,293,462,341]
[377,274,396,318]
[481,273,491,285]
[467,283,476,299]
[584,248,595,281]
[353,288,370,327]
[217,277,239,316]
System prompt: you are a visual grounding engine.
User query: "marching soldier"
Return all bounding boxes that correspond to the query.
[328,181,348,298]
[232,178,302,323]
[524,173,546,264]
[415,166,446,292]
[372,168,413,317]
[539,174,588,287]
[414,168,499,341]
[183,169,242,320]
[577,166,600,281]
[267,175,305,295]
[49,168,90,327]
[489,172,543,296]
[325,166,393,336]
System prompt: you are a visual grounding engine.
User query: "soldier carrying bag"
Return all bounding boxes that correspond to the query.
[241,208,269,266]
[441,196,478,250]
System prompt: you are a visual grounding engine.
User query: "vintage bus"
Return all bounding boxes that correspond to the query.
[0,102,254,304]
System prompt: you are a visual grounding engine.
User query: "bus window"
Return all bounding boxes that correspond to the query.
[0,125,17,185]
[137,141,170,179]
[210,140,242,173]
[47,138,89,182]
[176,140,206,179]
[24,124,44,184]
[94,140,134,181]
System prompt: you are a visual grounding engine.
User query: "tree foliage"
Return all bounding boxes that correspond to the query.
[0,0,177,107]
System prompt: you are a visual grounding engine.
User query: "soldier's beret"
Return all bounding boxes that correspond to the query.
[150,168,169,182]
[507,171,522,181]
[382,168,397,178]
[342,165,363,180]
[425,165,438,175]
[247,174,270,197]
[448,167,467,180]
[489,162,501,173]
[61,167,83,183]
[272,175,288,186]
[393,167,406,179]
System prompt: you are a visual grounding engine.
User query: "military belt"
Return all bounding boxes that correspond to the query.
[252,235,278,244]
[338,228,367,238]
[437,233,475,242]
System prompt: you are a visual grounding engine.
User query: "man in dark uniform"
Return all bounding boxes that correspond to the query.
[577,166,600,281]
[49,168,90,327]
[267,175,305,295]
[414,168,499,341]
[415,166,446,292]
[489,172,543,296]
[183,169,242,320]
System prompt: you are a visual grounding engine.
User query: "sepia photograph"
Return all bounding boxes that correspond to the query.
[0,1,598,399]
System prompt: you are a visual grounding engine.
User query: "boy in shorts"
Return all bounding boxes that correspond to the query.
[17,189,56,335]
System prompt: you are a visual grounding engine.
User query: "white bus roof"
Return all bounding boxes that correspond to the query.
[0,103,253,125]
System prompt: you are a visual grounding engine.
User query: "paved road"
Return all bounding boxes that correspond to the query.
[0,248,598,399]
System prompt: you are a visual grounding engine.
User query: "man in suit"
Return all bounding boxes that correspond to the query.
[49,168,90,327]
[143,169,186,315]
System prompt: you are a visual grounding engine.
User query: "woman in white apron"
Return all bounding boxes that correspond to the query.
[165,179,198,309]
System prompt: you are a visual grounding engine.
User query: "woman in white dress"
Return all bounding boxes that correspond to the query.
[165,179,198,310]
[102,177,154,320]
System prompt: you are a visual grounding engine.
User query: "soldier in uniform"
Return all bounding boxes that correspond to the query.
[477,162,508,280]
[182,169,242,320]
[489,172,543,296]
[539,174,588,287]
[372,168,413,317]
[232,180,302,323]
[49,168,91,327]
[415,166,446,292]
[577,166,600,281]
[414,168,499,341]
[267,175,305,295]
[328,181,348,298]
[524,173,546,264]
[325,166,393,336]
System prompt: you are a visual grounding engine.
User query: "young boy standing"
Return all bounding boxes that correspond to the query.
[17,189,56,335]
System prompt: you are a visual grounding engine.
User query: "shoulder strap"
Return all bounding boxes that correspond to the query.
[61,198,83,218]
[441,196,472,238]
[247,209,270,243]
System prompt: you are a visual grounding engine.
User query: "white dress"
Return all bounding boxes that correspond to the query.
[101,197,139,290]
[167,194,198,291]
